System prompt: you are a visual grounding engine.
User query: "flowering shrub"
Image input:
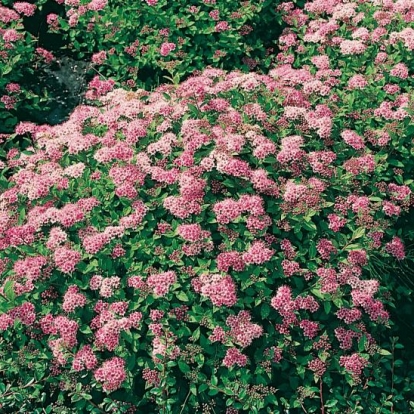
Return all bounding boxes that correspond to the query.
[0,2,36,135]
[0,0,284,137]
[1,0,414,413]
[55,0,282,89]
[0,0,64,161]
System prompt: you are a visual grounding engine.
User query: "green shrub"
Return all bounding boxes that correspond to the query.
[0,0,285,136]
[56,0,283,88]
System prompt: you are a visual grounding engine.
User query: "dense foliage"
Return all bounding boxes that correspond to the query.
[0,0,284,135]
[1,0,414,413]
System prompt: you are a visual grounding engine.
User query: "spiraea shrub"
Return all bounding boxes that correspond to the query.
[1,0,414,412]
[0,0,284,136]
[54,0,283,88]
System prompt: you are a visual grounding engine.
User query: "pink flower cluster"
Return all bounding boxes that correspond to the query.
[94,357,126,392]
[86,76,115,100]
[72,345,98,371]
[178,223,209,242]
[147,270,176,296]
[385,236,405,260]
[226,311,263,347]
[12,255,47,294]
[89,275,121,298]
[0,302,36,330]
[242,241,274,265]
[216,251,245,272]
[54,247,82,274]
[62,285,86,313]
[193,273,237,307]
[91,301,142,350]
[222,347,248,367]
[339,353,368,377]
[160,42,176,56]
[13,2,36,16]
[341,129,365,150]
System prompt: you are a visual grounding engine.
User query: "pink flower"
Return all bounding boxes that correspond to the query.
[215,21,230,32]
[160,42,176,56]
[6,83,20,93]
[87,0,107,11]
[47,13,59,29]
[385,237,405,260]
[348,74,368,90]
[390,63,409,79]
[177,223,203,242]
[36,48,55,63]
[299,319,319,339]
[339,40,366,55]
[13,2,36,16]
[382,201,401,216]
[94,357,126,392]
[54,247,81,273]
[339,353,368,377]
[92,51,107,65]
[242,241,274,265]
[194,273,237,307]
[328,214,346,232]
[217,251,245,272]
[223,348,248,367]
[226,311,263,347]
[213,199,243,224]
[99,277,121,298]
[147,271,176,296]
[62,285,86,313]
[3,29,21,42]
[72,345,98,371]
[308,358,326,377]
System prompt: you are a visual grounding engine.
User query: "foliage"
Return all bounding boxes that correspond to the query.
[0,0,285,135]
[0,0,58,129]
[55,0,283,89]
[1,0,414,412]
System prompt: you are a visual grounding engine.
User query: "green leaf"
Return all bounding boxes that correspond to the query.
[208,388,219,396]
[4,280,15,303]
[176,291,189,302]
[352,227,365,240]
[178,361,191,373]
[261,303,270,319]
[309,241,317,259]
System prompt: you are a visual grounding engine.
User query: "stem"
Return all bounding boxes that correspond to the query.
[319,379,325,414]
[300,400,309,414]
[390,339,396,414]
[179,389,191,414]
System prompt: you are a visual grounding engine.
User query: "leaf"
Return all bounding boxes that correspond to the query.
[191,327,201,341]
[352,227,365,240]
[208,388,219,396]
[127,355,135,370]
[302,220,317,232]
[378,349,392,356]
[309,241,317,259]
[4,280,15,303]
[358,335,366,352]
[178,361,190,373]
[176,291,189,302]
[261,303,270,319]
